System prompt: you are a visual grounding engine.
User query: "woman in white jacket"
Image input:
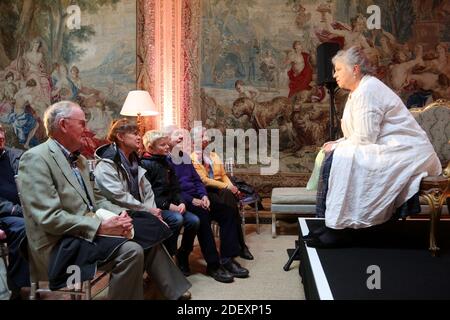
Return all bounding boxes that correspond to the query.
[305,46,442,247]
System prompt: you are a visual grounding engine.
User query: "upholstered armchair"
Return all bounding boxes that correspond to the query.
[410,99,450,256]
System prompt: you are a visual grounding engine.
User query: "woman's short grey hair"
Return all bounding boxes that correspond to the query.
[162,124,178,137]
[43,100,80,136]
[190,125,206,141]
[332,46,374,75]
[142,130,166,150]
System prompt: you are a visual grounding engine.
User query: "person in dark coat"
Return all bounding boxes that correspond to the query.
[164,125,249,282]
[0,123,30,299]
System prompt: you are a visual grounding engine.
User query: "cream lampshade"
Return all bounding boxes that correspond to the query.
[120,90,158,136]
[120,90,158,117]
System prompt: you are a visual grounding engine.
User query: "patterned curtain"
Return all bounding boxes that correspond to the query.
[137,0,201,131]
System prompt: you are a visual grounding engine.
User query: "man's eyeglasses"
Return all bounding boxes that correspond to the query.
[64,117,86,127]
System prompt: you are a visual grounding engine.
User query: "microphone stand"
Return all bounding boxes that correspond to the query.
[325,81,340,141]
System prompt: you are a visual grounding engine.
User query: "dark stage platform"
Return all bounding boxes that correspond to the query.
[298,218,450,300]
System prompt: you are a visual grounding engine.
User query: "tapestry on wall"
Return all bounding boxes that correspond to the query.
[195,0,450,191]
[0,0,136,157]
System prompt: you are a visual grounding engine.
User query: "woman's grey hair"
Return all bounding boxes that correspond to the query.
[190,125,206,140]
[43,100,80,136]
[332,46,374,75]
[162,124,178,137]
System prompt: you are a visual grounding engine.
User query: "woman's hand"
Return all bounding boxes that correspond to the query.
[192,198,203,207]
[322,141,336,153]
[201,196,210,210]
[227,184,239,195]
[177,203,186,214]
[149,207,166,224]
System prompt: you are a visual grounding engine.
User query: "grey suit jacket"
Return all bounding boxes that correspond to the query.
[17,138,125,281]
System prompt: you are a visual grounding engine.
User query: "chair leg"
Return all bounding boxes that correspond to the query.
[30,282,38,300]
[423,193,443,256]
[255,205,260,234]
[83,280,91,300]
[240,206,246,242]
[272,213,277,238]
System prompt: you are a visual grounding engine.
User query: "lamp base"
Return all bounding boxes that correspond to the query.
[136,113,145,137]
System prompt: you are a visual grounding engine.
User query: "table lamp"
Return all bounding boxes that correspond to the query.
[120,90,158,136]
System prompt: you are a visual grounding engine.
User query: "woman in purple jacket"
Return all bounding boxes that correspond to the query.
[164,125,250,283]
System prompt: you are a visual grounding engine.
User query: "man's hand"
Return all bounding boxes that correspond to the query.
[97,211,133,237]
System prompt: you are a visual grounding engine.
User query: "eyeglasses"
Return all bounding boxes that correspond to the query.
[64,117,86,127]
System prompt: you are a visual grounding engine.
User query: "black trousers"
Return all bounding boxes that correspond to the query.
[315,150,334,218]
[185,202,239,267]
[207,188,248,251]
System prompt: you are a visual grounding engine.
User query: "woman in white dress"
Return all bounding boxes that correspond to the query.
[304,46,441,247]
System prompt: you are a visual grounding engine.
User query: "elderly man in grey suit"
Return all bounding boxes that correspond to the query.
[17,101,191,300]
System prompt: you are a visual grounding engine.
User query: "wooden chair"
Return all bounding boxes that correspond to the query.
[0,232,7,268]
[0,236,9,300]
[17,221,109,300]
[419,162,449,256]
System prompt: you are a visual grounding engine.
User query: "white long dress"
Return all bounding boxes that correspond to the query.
[326,75,442,229]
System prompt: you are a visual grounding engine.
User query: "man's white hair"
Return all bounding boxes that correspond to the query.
[43,100,80,137]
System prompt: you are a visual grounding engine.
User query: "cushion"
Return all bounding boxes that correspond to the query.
[271,187,317,204]
[271,203,316,213]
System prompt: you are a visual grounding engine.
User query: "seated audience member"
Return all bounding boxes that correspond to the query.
[93,118,192,298]
[304,46,442,247]
[140,131,199,276]
[164,125,249,282]
[0,124,30,299]
[16,101,191,300]
[190,127,254,260]
[93,119,163,219]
